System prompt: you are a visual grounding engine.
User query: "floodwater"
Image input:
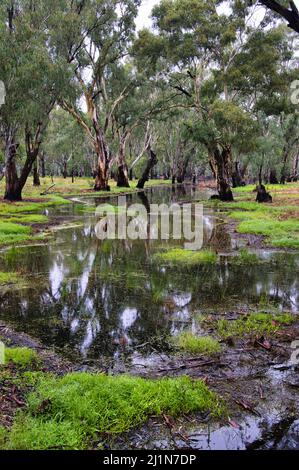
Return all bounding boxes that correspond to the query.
[0,185,299,450]
[0,186,298,366]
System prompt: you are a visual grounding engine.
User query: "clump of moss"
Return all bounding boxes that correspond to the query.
[174,332,221,355]
[153,248,217,265]
[5,347,40,368]
[217,312,294,339]
[1,372,224,450]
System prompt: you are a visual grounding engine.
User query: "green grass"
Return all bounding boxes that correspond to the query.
[4,347,40,368]
[174,332,221,355]
[1,214,49,224]
[0,221,32,246]
[233,183,299,193]
[237,219,299,249]
[217,312,295,339]
[0,372,224,450]
[153,248,218,265]
[0,177,171,199]
[0,272,19,285]
[215,187,299,249]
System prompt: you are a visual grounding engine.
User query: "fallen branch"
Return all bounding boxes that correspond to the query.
[40,184,56,196]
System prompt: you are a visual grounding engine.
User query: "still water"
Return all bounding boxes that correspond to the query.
[0,186,298,365]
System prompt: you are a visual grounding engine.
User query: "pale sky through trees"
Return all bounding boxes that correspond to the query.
[136,0,299,30]
[136,0,159,29]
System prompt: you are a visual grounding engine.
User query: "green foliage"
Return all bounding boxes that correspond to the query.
[2,373,224,449]
[0,272,19,285]
[221,191,299,249]
[217,312,295,338]
[174,332,221,355]
[153,248,218,265]
[5,348,39,368]
[237,219,299,248]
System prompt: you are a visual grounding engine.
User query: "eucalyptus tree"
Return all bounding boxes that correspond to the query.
[134,0,298,198]
[133,0,264,200]
[43,108,90,179]
[48,0,141,191]
[0,0,68,200]
[103,62,164,188]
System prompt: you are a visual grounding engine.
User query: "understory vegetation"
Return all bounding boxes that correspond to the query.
[0,346,224,450]
[216,312,295,338]
[217,184,299,248]
[173,332,221,355]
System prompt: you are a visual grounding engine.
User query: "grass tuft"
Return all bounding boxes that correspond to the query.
[174,332,221,355]
[153,248,217,265]
[4,347,40,368]
[217,312,295,338]
[1,372,224,449]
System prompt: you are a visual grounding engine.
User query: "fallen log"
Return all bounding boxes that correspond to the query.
[40,184,56,196]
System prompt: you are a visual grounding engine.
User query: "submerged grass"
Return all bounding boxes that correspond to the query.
[228,249,260,265]
[217,312,295,339]
[0,372,224,450]
[153,248,218,265]
[174,332,221,355]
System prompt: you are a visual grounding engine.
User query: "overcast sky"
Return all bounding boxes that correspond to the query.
[136,0,159,29]
[135,0,299,30]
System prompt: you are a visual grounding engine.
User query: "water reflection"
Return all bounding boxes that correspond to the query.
[0,186,298,364]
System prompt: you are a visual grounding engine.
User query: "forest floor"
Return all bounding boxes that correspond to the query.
[208,182,299,249]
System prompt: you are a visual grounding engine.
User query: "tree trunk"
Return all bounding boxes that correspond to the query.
[4,131,40,201]
[177,155,190,184]
[137,148,158,189]
[232,161,244,188]
[129,168,134,181]
[117,164,130,187]
[116,136,130,188]
[40,151,46,178]
[94,157,110,191]
[269,169,278,185]
[256,184,272,203]
[210,145,234,201]
[33,160,40,186]
[258,164,263,186]
[4,132,22,201]
[291,153,299,181]
[63,160,68,179]
[93,111,110,191]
